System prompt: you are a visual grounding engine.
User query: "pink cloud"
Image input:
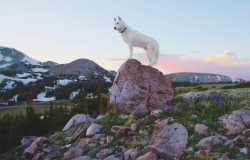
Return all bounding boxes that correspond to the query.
[108,52,250,80]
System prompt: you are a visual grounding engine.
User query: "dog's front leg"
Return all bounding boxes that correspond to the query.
[128,44,133,59]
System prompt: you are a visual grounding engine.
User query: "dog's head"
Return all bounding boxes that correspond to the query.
[114,16,127,33]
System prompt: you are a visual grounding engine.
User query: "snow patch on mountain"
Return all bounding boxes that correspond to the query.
[3,81,16,89]
[103,76,112,82]
[57,79,72,85]
[70,89,81,99]
[0,74,37,84]
[0,63,11,69]
[33,92,56,101]
[32,68,48,72]
[21,55,40,65]
[16,73,30,78]
[216,76,221,81]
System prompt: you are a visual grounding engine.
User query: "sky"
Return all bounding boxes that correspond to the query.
[0,0,250,80]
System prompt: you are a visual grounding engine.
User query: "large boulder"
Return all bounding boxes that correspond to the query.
[110,59,174,116]
[146,123,188,158]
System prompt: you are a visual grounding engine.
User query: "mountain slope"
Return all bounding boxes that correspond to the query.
[49,59,114,81]
[166,72,244,83]
[0,46,42,71]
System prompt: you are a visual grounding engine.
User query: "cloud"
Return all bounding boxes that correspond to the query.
[204,50,250,65]
[107,52,250,80]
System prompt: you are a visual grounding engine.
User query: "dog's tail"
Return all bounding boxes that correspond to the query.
[151,43,159,66]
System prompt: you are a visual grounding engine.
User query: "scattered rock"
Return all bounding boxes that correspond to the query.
[64,147,84,159]
[195,124,208,134]
[242,115,250,127]
[72,156,98,160]
[219,114,246,134]
[86,124,103,137]
[107,136,114,143]
[185,91,196,98]
[240,148,248,155]
[146,123,188,158]
[111,126,131,134]
[104,155,121,160]
[136,152,157,160]
[110,59,174,116]
[124,149,139,160]
[195,150,210,157]
[145,115,158,121]
[155,117,172,130]
[198,136,221,149]
[63,114,94,131]
[150,109,162,116]
[131,123,141,132]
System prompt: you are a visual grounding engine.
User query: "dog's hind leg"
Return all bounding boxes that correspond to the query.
[128,44,133,59]
[146,44,155,66]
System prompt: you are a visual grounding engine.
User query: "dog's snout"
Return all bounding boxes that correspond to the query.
[114,27,117,30]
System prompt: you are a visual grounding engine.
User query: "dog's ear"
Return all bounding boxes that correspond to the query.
[114,17,116,21]
[118,16,122,20]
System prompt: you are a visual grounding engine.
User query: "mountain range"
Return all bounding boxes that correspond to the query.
[0,46,245,102]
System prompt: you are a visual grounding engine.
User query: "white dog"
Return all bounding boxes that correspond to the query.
[114,16,159,66]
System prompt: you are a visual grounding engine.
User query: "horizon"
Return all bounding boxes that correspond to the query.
[0,1,249,80]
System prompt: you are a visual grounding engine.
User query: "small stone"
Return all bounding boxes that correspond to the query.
[242,115,250,127]
[124,149,139,160]
[99,137,107,145]
[131,123,141,132]
[104,155,121,160]
[136,152,157,160]
[111,126,131,134]
[155,117,172,130]
[63,114,94,131]
[240,148,248,155]
[145,115,158,121]
[96,152,108,159]
[96,115,104,120]
[195,150,210,157]
[64,147,84,159]
[72,156,98,160]
[86,124,103,137]
[195,124,208,134]
[151,109,162,116]
[185,91,196,98]
[233,135,245,142]
[198,136,221,149]
[107,136,114,143]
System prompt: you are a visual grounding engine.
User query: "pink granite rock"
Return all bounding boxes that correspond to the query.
[124,149,139,160]
[131,123,141,132]
[155,117,172,130]
[23,142,38,157]
[62,114,94,131]
[76,138,91,154]
[198,136,221,149]
[195,124,208,134]
[242,115,250,127]
[111,126,131,134]
[136,152,157,160]
[64,147,84,159]
[86,124,103,137]
[219,114,247,134]
[23,137,47,157]
[110,59,174,116]
[146,123,188,158]
[107,136,114,143]
[195,150,211,157]
[233,110,250,118]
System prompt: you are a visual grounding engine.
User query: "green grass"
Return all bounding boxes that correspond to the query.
[0,107,48,118]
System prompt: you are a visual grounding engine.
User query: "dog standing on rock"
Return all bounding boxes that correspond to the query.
[114,16,159,66]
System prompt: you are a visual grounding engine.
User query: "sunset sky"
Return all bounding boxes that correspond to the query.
[0,0,249,80]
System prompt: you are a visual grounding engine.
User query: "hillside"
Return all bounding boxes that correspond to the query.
[0,46,114,103]
[166,72,245,83]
